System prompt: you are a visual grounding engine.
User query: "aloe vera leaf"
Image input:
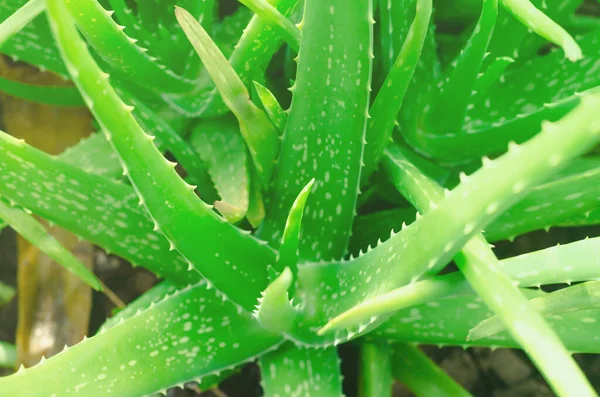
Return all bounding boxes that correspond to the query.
[261,0,373,261]
[275,178,314,280]
[293,89,600,347]
[247,165,267,227]
[500,0,582,61]
[0,282,283,397]
[429,0,498,135]
[486,163,600,241]
[392,343,473,397]
[471,56,514,100]
[0,1,66,76]
[0,0,44,48]
[349,207,417,256]
[405,29,600,163]
[260,343,343,397]
[0,341,16,368]
[189,117,250,222]
[323,234,600,333]
[0,197,102,291]
[351,157,600,248]
[119,89,218,203]
[48,0,277,309]
[470,281,600,341]
[383,145,596,396]
[0,131,198,285]
[255,267,297,334]
[60,0,197,94]
[382,0,441,147]
[164,0,298,118]
[358,342,393,397]
[253,81,287,133]
[0,75,83,106]
[213,7,253,57]
[362,0,431,178]
[99,281,179,331]
[58,132,126,180]
[237,0,300,51]
[558,208,600,227]
[176,7,280,187]
[255,179,314,333]
[375,289,600,353]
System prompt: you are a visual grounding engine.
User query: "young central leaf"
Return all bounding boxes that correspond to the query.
[261,0,374,261]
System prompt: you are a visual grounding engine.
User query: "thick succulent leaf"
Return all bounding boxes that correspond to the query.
[260,344,343,397]
[47,0,276,310]
[58,132,122,179]
[392,343,473,397]
[275,178,314,280]
[61,0,197,94]
[176,7,280,187]
[322,235,600,333]
[118,88,218,203]
[382,0,441,145]
[428,0,497,135]
[0,282,283,397]
[0,0,44,48]
[237,0,300,51]
[213,8,253,58]
[261,0,373,261]
[189,117,250,223]
[164,0,299,118]
[0,0,67,76]
[0,131,198,285]
[0,75,83,106]
[375,289,600,354]
[405,29,600,163]
[500,0,581,61]
[470,281,600,341]
[363,0,432,178]
[290,89,600,346]
[382,144,595,396]
[255,267,297,334]
[358,342,393,397]
[0,197,101,290]
[253,81,287,133]
[352,157,600,247]
[486,159,600,240]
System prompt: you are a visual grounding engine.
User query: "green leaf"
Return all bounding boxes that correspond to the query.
[275,178,314,280]
[189,117,250,223]
[237,0,301,52]
[0,282,283,396]
[261,0,374,261]
[253,81,287,133]
[48,0,276,310]
[358,342,393,397]
[392,343,473,397]
[0,76,84,106]
[0,131,198,285]
[0,197,102,290]
[429,0,498,135]
[260,344,343,397]
[500,0,581,61]
[0,0,45,48]
[363,0,432,178]
[0,0,67,76]
[469,281,600,341]
[176,6,280,187]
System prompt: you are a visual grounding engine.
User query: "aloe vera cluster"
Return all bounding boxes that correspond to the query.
[0,0,599,395]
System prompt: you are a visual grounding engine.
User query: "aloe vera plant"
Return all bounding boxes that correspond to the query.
[0,0,599,395]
